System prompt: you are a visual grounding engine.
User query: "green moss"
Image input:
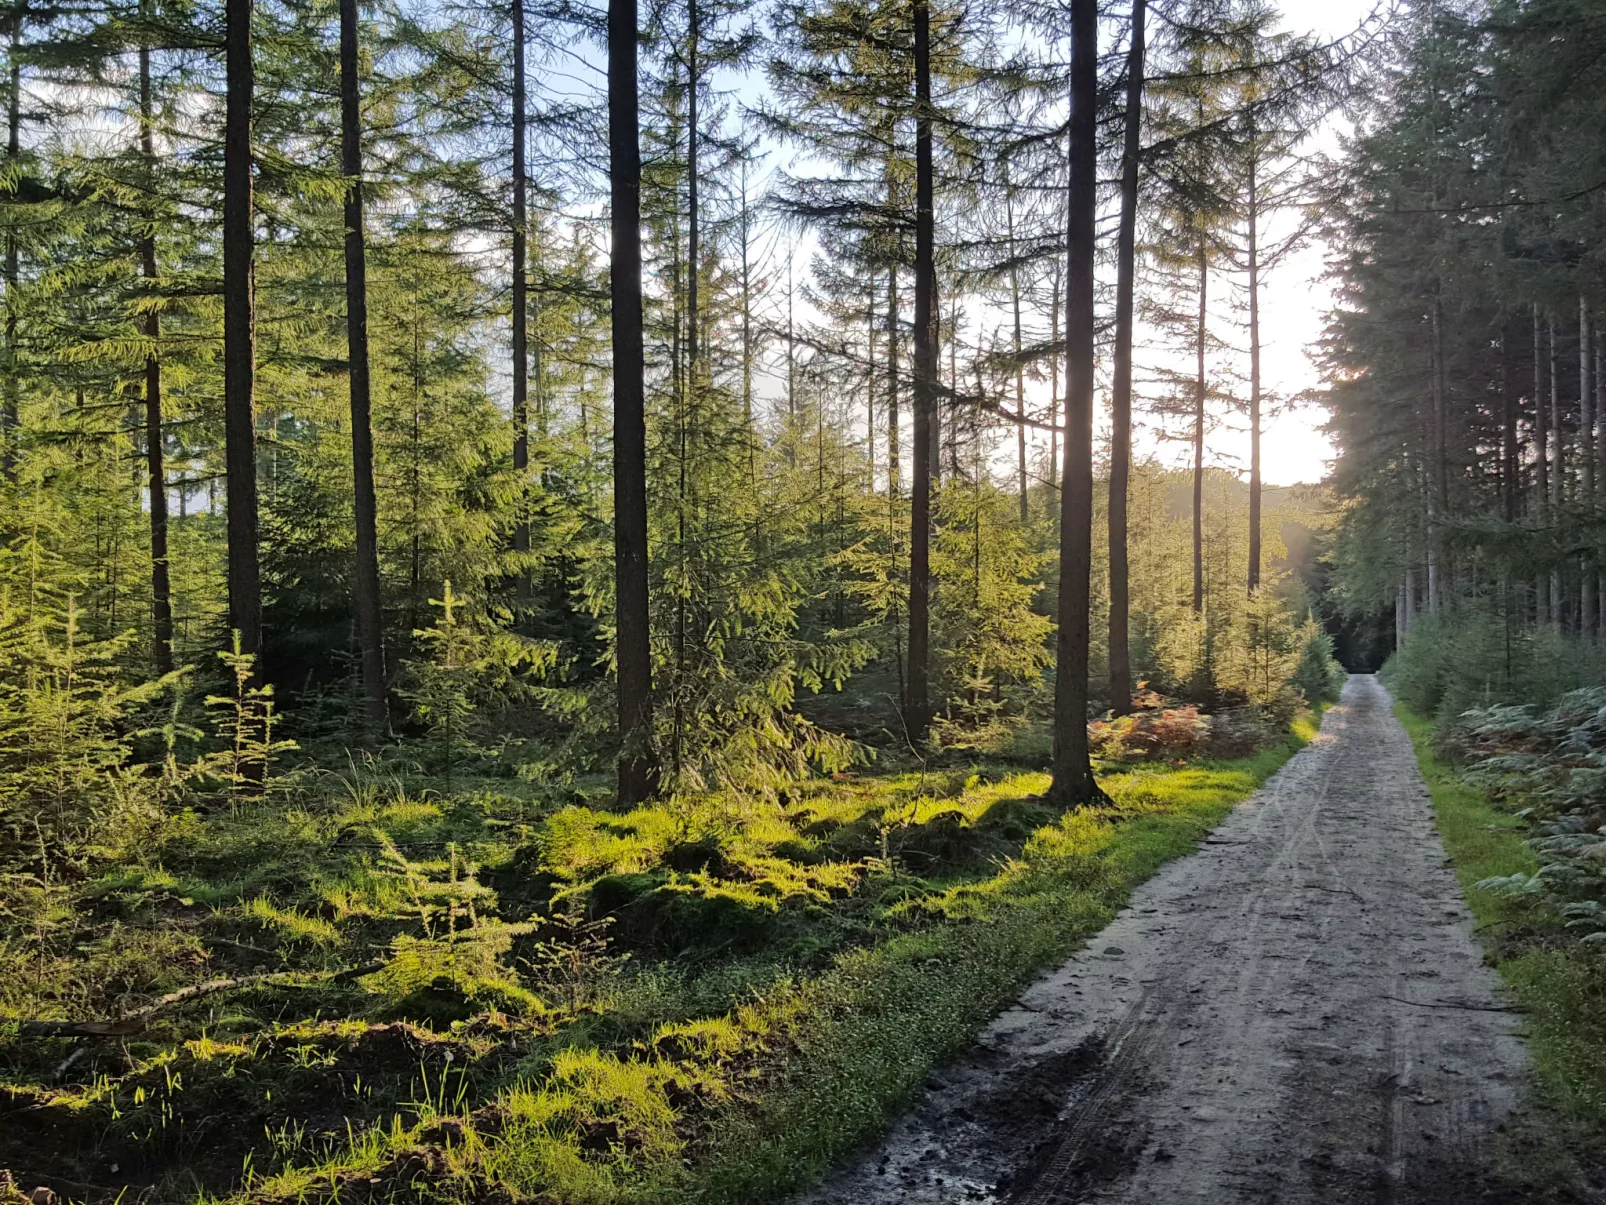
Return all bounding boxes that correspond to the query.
[6,717,1324,1205]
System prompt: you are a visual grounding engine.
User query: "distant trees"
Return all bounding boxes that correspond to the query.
[1326,0,1606,700]
[0,0,1357,805]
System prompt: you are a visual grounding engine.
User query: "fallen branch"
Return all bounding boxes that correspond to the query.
[15,961,386,1039]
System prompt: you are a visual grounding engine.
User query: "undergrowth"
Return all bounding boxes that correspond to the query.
[0,717,1320,1205]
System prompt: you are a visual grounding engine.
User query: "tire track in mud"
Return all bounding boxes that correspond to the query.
[795,675,1531,1205]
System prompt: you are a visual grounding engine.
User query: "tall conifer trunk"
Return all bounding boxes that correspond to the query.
[887,261,899,496]
[1006,173,1026,524]
[1500,320,1517,523]
[1051,0,1103,806]
[1246,144,1262,596]
[511,0,530,605]
[610,0,654,804]
[341,0,386,735]
[1192,230,1206,614]
[906,0,935,746]
[139,17,173,676]
[687,0,699,380]
[1534,304,1548,625]
[1597,329,1605,641]
[1550,316,1563,625]
[1581,298,1594,637]
[1108,0,1143,715]
[224,0,263,670]
[1,5,17,482]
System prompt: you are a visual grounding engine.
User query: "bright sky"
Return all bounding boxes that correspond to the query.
[1143,0,1382,486]
[730,0,1385,489]
[540,0,1384,489]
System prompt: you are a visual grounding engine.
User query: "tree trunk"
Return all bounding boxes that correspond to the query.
[1006,173,1027,524]
[1550,316,1562,626]
[1534,304,1548,624]
[341,0,387,736]
[224,0,263,669]
[906,0,936,746]
[1051,0,1104,807]
[1500,319,1517,523]
[1581,297,1594,638]
[887,261,899,497]
[1597,329,1605,642]
[866,268,875,486]
[1,4,17,482]
[1246,143,1262,596]
[1049,249,1059,516]
[1192,228,1206,614]
[139,21,173,676]
[511,0,530,606]
[610,0,654,804]
[1108,0,1143,716]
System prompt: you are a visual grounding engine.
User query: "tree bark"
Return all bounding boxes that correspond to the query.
[887,260,899,497]
[740,162,755,486]
[341,0,387,736]
[1,4,18,482]
[139,18,173,676]
[224,0,263,669]
[1192,228,1206,614]
[610,0,655,804]
[687,0,698,381]
[906,0,936,747]
[1500,318,1517,523]
[1246,143,1262,596]
[1581,297,1593,638]
[1006,172,1027,524]
[1108,0,1143,716]
[1534,304,1548,624]
[1550,316,1562,626]
[511,0,530,607]
[1051,0,1104,807]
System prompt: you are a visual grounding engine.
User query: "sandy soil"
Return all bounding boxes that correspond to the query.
[797,674,1534,1205]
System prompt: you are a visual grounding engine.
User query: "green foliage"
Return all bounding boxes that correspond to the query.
[1382,604,1606,719]
[398,581,556,782]
[930,482,1052,739]
[362,832,541,1013]
[204,632,299,798]
[0,591,177,878]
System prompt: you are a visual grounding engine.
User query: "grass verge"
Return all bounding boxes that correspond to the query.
[674,717,1325,1204]
[1395,703,1606,1190]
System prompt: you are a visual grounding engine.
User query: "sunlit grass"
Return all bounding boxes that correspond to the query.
[5,717,1326,1205]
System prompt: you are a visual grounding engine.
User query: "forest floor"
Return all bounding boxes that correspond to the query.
[799,675,1559,1205]
[0,702,1322,1205]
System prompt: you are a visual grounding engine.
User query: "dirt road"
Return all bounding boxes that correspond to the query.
[799,674,1531,1204]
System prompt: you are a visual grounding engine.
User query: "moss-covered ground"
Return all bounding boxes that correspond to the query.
[1,716,1321,1205]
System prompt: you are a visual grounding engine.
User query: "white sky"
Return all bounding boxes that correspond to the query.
[1130,0,1382,486]
[733,0,1383,488]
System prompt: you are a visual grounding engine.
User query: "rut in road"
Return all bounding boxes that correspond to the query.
[797,674,1531,1205]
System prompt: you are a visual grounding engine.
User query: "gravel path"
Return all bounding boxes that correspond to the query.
[798,674,1531,1205]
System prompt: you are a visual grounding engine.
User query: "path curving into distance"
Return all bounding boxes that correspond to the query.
[798,674,1530,1205]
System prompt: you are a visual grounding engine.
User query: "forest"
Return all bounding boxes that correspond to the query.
[2,0,1604,1198]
